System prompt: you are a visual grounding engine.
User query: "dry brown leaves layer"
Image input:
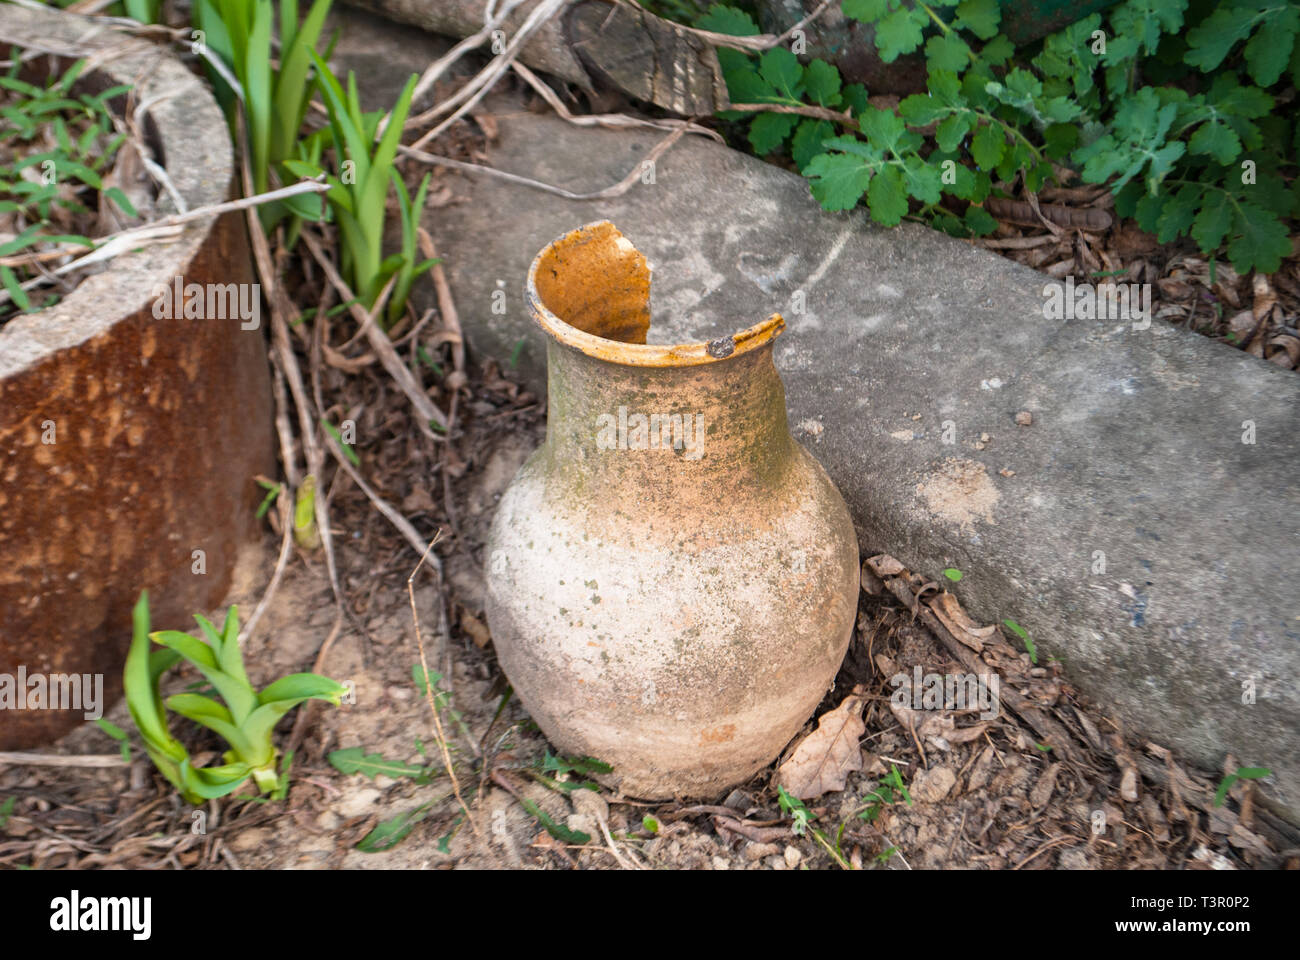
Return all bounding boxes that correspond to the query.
[975,180,1300,370]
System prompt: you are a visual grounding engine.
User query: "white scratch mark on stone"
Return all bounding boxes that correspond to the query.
[801,225,854,293]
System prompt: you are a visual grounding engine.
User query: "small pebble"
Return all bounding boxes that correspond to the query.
[1015,411,1033,426]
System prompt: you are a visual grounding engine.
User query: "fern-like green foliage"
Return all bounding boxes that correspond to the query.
[699,0,1298,274]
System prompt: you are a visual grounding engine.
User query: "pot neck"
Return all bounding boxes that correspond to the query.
[540,340,799,500]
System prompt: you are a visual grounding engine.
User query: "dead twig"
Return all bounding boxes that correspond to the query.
[301,229,448,435]
[0,752,127,768]
[400,123,691,201]
[510,60,723,141]
[409,533,479,837]
[408,0,572,150]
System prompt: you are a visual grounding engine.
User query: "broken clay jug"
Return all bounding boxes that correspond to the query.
[485,222,859,799]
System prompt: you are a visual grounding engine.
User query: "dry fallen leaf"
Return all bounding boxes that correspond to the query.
[460,610,491,649]
[866,554,906,578]
[777,691,866,800]
[910,765,956,803]
[928,591,996,652]
[1029,763,1061,807]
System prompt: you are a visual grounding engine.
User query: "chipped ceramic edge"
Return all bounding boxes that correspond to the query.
[526,220,785,367]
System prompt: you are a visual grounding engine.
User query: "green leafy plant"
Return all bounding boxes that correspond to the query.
[699,0,1297,274]
[526,750,611,793]
[356,799,444,852]
[857,762,914,823]
[328,746,436,784]
[95,718,132,761]
[1214,765,1272,807]
[284,56,436,325]
[1002,617,1037,663]
[777,786,852,869]
[191,0,334,230]
[520,796,591,845]
[254,478,282,518]
[0,796,14,831]
[0,54,136,320]
[124,591,346,804]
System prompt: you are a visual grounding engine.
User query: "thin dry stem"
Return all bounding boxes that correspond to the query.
[409,533,480,837]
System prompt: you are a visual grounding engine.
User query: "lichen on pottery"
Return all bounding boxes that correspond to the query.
[485,221,859,799]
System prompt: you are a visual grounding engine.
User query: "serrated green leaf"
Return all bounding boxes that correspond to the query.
[802,59,842,107]
[791,118,835,171]
[842,0,892,24]
[1227,201,1291,274]
[1243,6,1298,86]
[1043,122,1078,160]
[1190,188,1227,251]
[1155,184,1201,242]
[357,802,436,851]
[971,122,1006,169]
[540,752,614,777]
[328,747,429,781]
[841,83,870,118]
[748,112,800,154]
[1185,6,1261,74]
[954,0,1000,39]
[964,204,998,235]
[1189,120,1242,164]
[875,5,927,62]
[900,93,948,127]
[804,152,873,211]
[859,106,907,152]
[725,66,779,105]
[1111,0,1186,56]
[867,165,909,225]
[1135,192,1166,233]
[901,154,943,204]
[758,47,802,100]
[932,112,972,153]
[925,32,972,73]
[695,3,760,36]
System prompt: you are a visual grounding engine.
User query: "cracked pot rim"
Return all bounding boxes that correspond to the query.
[526,220,784,367]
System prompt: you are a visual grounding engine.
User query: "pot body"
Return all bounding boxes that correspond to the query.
[485,223,859,799]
